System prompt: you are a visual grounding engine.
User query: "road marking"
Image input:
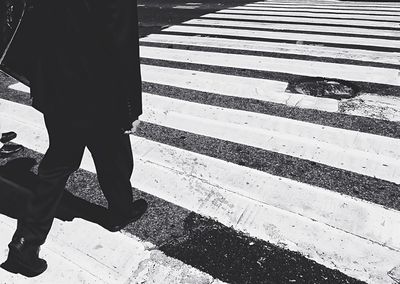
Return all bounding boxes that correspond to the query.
[241,5,400,15]
[141,64,400,124]
[0,215,219,283]
[140,45,400,86]
[223,8,400,22]
[131,136,400,284]
[185,18,400,39]
[203,12,400,29]
[141,93,400,184]
[253,2,400,10]
[168,23,400,50]
[142,33,400,65]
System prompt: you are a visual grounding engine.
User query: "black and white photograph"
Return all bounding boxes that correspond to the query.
[0,0,400,283]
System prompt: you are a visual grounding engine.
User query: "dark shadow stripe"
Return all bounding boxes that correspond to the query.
[216,11,400,23]
[142,82,400,139]
[2,147,364,284]
[140,41,400,70]
[231,8,400,17]
[201,16,400,31]
[136,122,400,212]
[140,57,400,95]
[160,30,400,53]
[180,22,400,41]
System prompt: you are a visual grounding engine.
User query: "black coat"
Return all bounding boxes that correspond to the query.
[5,0,142,129]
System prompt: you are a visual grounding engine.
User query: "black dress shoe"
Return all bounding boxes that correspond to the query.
[0,144,23,156]
[0,132,17,143]
[108,199,148,232]
[0,237,47,277]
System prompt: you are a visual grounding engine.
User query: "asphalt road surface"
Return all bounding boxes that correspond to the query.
[1,0,400,283]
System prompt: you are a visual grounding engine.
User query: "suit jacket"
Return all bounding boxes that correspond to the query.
[4,0,142,129]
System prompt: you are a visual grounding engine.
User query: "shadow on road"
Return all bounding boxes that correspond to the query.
[0,157,111,229]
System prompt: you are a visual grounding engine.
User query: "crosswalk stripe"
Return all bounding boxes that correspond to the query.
[140,64,400,124]
[253,2,400,10]
[226,8,400,21]
[141,93,400,184]
[203,13,400,29]
[140,45,400,86]
[131,134,400,284]
[241,5,400,15]
[0,207,221,283]
[166,24,400,51]
[184,18,400,39]
[141,33,400,66]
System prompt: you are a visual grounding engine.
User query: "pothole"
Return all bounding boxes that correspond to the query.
[287,78,359,100]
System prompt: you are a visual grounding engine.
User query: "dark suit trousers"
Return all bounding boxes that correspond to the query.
[13,115,134,245]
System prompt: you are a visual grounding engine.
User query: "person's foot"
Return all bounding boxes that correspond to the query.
[108,199,148,232]
[0,144,23,156]
[0,237,47,277]
[0,132,17,143]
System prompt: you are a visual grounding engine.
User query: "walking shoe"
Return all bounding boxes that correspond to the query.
[0,132,17,143]
[0,237,47,277]
[108,198,148,232]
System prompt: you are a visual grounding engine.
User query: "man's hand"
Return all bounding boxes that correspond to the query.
[124,120,141,135]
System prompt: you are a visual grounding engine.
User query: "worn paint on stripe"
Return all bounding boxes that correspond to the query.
[141,33,400,66]
[166,24,400,49]
[184,18,400,39]
[142,81,400,139]
[131,134,399,284]
[131,134,400,251]
[140,45,400,86]
[140,64,400,123]
[203,13,400,29]
[141,93,400,184]
[253,2,400,10]
[223,8,400,22]
[241,5,400,16]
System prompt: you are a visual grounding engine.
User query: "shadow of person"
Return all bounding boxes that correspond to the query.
[0,157,111,229]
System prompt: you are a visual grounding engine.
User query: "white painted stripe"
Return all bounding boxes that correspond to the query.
[253,2,400,10]
[0,215,219,283]
[185,18,400,39]
[8,82,30,93]
[132,135,400,251]
[141,33,400,65]
[225,7,399,22]
[242,5,400,16]
[140,45,400,86]
[224,8,400,22]
[203,12,400,29]
[141,64,400,123]
[141,93,400,184]
[139,89,400,159]
[165,24,400,49]
[131,136,400,284]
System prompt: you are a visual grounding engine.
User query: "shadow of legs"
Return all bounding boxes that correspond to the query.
[0,157,110,229]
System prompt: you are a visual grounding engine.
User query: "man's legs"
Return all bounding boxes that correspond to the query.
[2,116,85,277]
[86,125,147,230]
[86,126,134,216]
